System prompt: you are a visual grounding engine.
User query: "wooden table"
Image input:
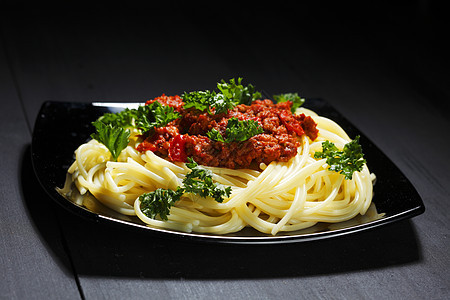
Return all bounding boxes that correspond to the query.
[1,5,449,299]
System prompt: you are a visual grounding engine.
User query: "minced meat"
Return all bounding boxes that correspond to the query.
[137,95,318,169]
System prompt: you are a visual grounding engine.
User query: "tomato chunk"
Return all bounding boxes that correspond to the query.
[168,134,187,162]
[278,110,305,136]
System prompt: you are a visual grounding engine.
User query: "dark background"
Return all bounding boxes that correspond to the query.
[1,1,449,299]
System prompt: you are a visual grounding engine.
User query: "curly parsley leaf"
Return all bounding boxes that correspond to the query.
[273,93,305,113]
[90,121,130,161]
[212,93,237,114]
[206,128,226,142]
[132,102,179,132]
[217,77,261,106]
[181,90,236,115]
[207,117,263,143]
[96,109,136,129]
[225,118,264,142]
[314,136,366,180]
[94,102,179,133]
[181,78,261,114]
[132,105,155,132]
[151,101,180,128]
[91,102,179,160]
[138,158,232,221]
[181,90,215,112]
[183,158,232,203]
[138,187,183,221]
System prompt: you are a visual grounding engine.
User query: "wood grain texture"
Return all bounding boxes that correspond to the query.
[0,34,81,299]
[2,4,449,299]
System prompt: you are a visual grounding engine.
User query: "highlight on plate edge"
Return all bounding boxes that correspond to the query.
[58,77,381,235]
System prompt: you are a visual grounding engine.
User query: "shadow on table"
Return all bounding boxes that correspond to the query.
[21,145,423,279]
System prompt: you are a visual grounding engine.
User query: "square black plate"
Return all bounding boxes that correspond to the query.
[31,99,425,244]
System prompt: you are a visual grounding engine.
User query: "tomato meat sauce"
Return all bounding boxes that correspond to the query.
[136,95,318,169]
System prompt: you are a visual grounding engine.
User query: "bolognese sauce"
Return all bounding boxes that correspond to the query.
[136,95,318,169]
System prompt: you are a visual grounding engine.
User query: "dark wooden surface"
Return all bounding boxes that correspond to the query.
[1,4,449,299]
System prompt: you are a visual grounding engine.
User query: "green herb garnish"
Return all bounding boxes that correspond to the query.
[138,158,232,220]
[217,77,261,106]
[181,77,261,114]
[150,101,180,128]
[314,136,366,180]
[91,121,130,161]
[181,90,235,115]
[273,93,305,113]
[207,117,264,143]
[126,102,179,132]
[183,158,232,203]
[94,109,135,129]
[181,90,216,112]
[138,187,183,221]
[91,102,179,161]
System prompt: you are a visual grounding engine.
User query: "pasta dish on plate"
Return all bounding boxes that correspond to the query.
[58,78,376,235]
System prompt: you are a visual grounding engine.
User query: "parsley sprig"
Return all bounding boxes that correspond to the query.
[138,187,183,221]
[207,117,264,143]
[314,136,366,180]
[138,158,232,220]
[183,158,232,203]
[91,121,130,161]
[273,93,305,113]
[181,77,261,114]
[91,101,179,161]
[181,90,233,114]
[217,77,261,106]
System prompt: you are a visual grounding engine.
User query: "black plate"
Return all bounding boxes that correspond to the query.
[31,100,425,244]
